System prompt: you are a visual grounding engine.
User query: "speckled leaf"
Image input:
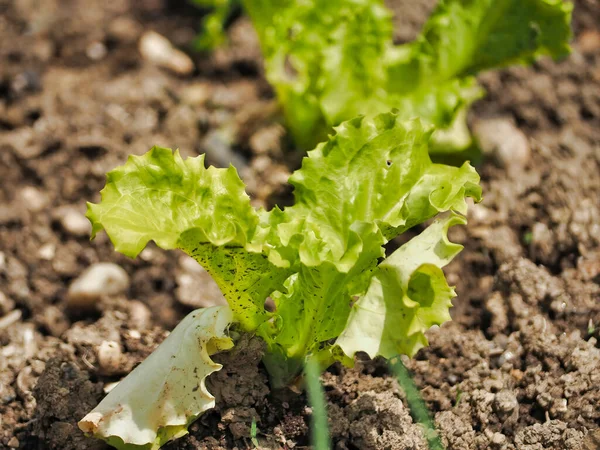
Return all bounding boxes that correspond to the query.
[178,232,293,330]
[255,114,480,384]
[86,113,481,391]
[86,147,290,330]
[78,306,233,450]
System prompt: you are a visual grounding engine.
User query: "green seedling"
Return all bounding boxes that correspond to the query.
[79,112,481,449]
[390,356,444,450]
[250,417,259,448]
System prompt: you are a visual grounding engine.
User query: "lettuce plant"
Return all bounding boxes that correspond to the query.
[239,0,572,151]
[189,0,240,50]
[79,112,481,449]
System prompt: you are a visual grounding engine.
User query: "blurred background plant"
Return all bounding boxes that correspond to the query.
[189,0,572,155]
[190,0,240,50]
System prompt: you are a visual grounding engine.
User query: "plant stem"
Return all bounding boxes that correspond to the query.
[304,357,331,450]
[389,356,445,450]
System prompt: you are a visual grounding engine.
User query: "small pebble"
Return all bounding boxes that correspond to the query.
[551,398,568,416]
[59,208,91,237]
[249,124,285,155]
[470,202,491,223]
[7,436,19,448]
[16,365,36,400]
[0,310,21,330]
[37,306,70,337]
[578,253,600,281]
[38,243,56,260]
[20,186,49,212]
[97,340,122,374]
[103,380,120,394]
[5,128,44,159]
[491,432,506,445]
[11,70,41,94]
[473,117,530,170]
[22,325,38,359]
[202,129,247,170]
[127,330,142,340]
[67,263,130,310]
[86,41,107,60]
[139,247,155,262]
[139,31,194,76]
[128,300,151,330]
[179,254,203,274]
[180,83,211,106]
[497,350,514,366]
[264,297,276,312]
[175,270,227,309]
[494,390,519,416]
[578,30,600,54]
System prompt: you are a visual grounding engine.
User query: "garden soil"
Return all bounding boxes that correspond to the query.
[0,0,599,449]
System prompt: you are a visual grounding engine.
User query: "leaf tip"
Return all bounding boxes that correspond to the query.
[78,412,102,435]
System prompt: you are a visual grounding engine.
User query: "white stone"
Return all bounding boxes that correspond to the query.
[60,208,91,237]
[38,243,56,260]
[139,31,194,76]
[86,42,107,61]
[20,187,49,212]
[97,341,122,375]
[68,263,130,309]
[473,117,530,170]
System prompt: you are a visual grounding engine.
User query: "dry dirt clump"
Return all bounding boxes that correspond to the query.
[1,0,600,449]
[31,358,107,450]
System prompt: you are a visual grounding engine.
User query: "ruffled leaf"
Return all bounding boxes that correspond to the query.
[86,147,289,331]
[419,0,573,77]
[255,114,480,385]
[78,306,233,450]
[243,0,391,149]
[86,113,481,388]
[337,214,465,359]
[87,146,259,257]
[243,0,572,150]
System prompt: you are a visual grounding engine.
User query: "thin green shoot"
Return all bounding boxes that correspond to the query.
[454,389,463,408]
[304,357,331,450]
[389,356,445,450]
[587,319,596,336]
[250,416,259,448]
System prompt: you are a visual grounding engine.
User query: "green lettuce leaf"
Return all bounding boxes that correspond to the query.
[87,146,259,257]
[78,306,234,450]
[86,112,481,388]
[421,0,573,77]
[389,0,573,151]
[252,114,481,384]
[387,0,572,94]
[337,214,465,359]
[86,147,290,330]
[242,0,391,149]
[241,0,572,150]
